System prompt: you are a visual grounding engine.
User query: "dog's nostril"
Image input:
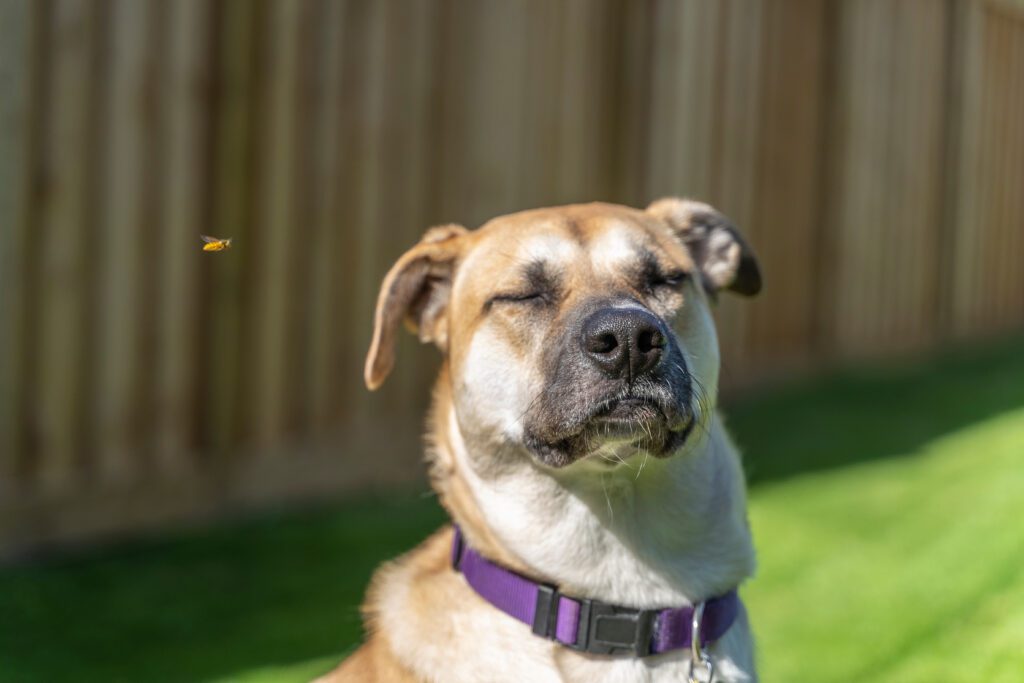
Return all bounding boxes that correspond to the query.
[589,332,619,355]
[637,329,665,353]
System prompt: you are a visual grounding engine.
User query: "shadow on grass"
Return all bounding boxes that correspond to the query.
[724,334,1024,487]
[0,492,448,683]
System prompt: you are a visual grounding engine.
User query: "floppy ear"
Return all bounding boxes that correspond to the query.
[646,197,761,297]
[364,224,468,390]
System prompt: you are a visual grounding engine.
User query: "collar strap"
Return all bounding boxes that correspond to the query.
[451,525,740,657]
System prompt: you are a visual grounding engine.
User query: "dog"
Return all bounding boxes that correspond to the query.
[320,198,761,682]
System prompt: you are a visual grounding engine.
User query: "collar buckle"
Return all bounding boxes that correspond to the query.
[574,600,656,656]
[532,586,656,656]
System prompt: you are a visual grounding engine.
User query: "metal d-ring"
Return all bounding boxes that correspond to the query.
[688,601,715,683]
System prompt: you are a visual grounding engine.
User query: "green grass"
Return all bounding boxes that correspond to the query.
[2,336,1023,682]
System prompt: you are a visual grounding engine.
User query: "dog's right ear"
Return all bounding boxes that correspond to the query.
[364,224,468,391]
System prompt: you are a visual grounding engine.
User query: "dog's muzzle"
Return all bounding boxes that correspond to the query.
[523,303,695,467]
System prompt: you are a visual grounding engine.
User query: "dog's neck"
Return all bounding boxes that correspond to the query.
[430,381,756,609]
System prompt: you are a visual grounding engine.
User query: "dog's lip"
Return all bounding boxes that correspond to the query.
[592,397,663,424]
[591,394,689,429]
[578,394,694,447]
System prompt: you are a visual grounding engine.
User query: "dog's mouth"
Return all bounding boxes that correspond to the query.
[525,384,696,467]
[585,393,693,451]
[594,395,671,425]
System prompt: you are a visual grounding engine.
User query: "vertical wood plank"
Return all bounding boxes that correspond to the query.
[995,9,1024,324]
[94,0,158,482]
[0,0,36,496]
[1009,16,1024,322]
[376,0,442,415]
[306,0,345,432]
[435,0,530,227]
[936,0,971,338]
[250,0,302,447]
[951,5,1024,335]
[283,0,323,435]
[556,0,616,202]
[204,0,259,458]
[155,0,212,473]
[886,0,946,349]
[345,0,391,426]
[608,0,653,205]
[646,0,722,201]
[516,0,563,208]
[829,0,894,357]
[326,0,375,428]
[749,0,827,369]
[950,0,985,335]
[33,0,102,490]
[712,0,764,382]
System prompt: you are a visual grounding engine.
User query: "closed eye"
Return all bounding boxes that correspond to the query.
[488,291,547,305]
[647,269,690,291]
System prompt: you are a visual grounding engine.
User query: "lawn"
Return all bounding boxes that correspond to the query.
[2,336,1023,682]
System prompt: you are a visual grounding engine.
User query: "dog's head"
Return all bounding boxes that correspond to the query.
[365,199,760,469]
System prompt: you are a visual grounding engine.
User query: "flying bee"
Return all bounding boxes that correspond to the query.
[201,235,232,252]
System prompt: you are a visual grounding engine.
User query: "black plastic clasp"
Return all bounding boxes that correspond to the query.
[570,599,656,656]
[533,587,656,656]
[531,584,561,639]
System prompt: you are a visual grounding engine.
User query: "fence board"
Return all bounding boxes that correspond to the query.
[305,0,346,432]
[1010,17,1024,322]
[94,0,160,482]
[829,0,897,357]
[377,0,441,415]
[155,0,212,474]
[250,0,303,447]
[609,1,653,205]
[747,0,827,369]
[345,0,391,427]
[646,0,722,202]
[517,0,564,208]
[204,0,259,457]
[0,0,35,498]
[32,0,104,491]
[952,4,1024,333]
[711,0,764,379]
[993,9,1024,324]
[555,0,616,202]
[887,0,946,350]
[951,1,985,334]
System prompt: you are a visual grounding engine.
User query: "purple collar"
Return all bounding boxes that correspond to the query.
[451,525,740,657]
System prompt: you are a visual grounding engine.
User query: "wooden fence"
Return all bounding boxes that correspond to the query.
[2,0,1023,559]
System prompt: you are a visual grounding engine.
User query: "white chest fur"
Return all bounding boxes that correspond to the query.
[439,407,758,682]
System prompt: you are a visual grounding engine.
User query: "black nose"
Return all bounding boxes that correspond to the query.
[581,307,667,380]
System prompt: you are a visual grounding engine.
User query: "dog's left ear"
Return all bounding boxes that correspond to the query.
[364,223,468,391]
[646,197,761,297]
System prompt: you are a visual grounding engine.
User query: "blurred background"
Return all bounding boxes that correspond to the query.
[1,0,1023,681]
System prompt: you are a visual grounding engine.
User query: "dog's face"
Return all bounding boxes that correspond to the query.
[365,199,760,470]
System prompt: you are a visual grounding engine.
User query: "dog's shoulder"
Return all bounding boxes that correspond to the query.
[318,526,458,682]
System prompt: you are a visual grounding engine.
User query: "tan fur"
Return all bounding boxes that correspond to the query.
[324,200,760,682]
